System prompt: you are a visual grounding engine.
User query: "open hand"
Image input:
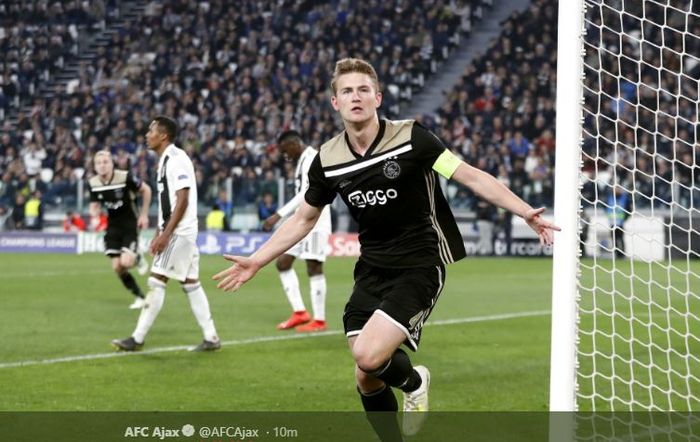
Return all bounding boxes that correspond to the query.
[523,207,560,246]
[213,255,262,291]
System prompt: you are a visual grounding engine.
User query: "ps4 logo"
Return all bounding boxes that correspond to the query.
[197,233,270,255]
[199,233,222,254]
[347,189,398,208]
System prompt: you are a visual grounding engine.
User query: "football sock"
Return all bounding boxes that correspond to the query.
[358,385,403,442]
[309,274,326,321]
[183,282,218,342]
[118,271,144,298]
[279,269,305,312]
[372,348,422,393]
[359,384,398,411]
[132,277,166,343]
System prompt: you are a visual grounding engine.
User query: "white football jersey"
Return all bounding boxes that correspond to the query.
[156,144,198,237]
[278,146,332,232]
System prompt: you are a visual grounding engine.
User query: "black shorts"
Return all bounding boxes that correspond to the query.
[104,225,138,257]
[343,260,446,351]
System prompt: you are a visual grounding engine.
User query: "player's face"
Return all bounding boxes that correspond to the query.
[279,139,301,161]
[94,154,113,177]
[146,121,165,150]
[331,73,382,125]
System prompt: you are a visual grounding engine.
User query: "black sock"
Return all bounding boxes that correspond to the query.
[118,272,144,298]
[372,349,422,393]
[359,386,403,442]
[359,384,398,412]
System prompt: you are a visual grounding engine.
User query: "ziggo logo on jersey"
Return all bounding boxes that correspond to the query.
[347,189,398,208]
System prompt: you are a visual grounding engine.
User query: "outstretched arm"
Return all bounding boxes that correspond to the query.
[450,162,560,245]
[137,182,152,230]
[214,200,323,291]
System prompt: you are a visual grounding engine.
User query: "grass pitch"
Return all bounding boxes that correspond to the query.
[0,254,555,411]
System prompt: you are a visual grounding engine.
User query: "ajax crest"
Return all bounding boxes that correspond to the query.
[383,160,400,179]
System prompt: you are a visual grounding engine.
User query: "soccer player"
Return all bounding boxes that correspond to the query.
[214,59,559,438]
[262,130,332,333]
[88,150,151,309]
[112,116,220,352]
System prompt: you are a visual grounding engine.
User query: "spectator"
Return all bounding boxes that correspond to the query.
[10,193,25,230]
[206,203,227,231]
[88,209,108,232]
[606,185,631,258]
[474,199,496,255]
[24,190,43,230]
[257,191,277,224]
[63,210,87,232]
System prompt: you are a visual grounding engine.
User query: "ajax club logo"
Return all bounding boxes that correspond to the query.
[383,159,401,179]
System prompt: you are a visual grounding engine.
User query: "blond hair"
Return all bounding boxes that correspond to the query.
[330,58,380,95]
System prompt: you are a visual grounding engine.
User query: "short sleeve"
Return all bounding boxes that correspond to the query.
[168,156,194,191]
[88,182,99,202]
[126,172,142,192]
[304,154,336,207]
[412,123,461,178]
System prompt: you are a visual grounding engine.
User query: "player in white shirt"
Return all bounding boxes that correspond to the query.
[112,116,220,352]
[262,131,331,332]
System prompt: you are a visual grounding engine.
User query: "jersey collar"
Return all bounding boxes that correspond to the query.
[344,119,386,159]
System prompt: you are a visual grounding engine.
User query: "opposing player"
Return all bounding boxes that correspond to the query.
[262,130,331,332]
[214,59,559,438]
[112,116,220,352]
[88,150,151,309]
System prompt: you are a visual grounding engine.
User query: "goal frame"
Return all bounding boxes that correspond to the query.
[549,0,586,412]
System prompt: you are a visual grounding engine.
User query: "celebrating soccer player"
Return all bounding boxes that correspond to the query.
[214,58,560,439]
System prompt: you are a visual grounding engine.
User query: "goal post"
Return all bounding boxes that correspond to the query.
[549,0,586,413]
[551,0,700,417]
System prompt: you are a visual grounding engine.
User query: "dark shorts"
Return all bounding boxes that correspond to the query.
[104,225,138,257]
[343,260,446,351]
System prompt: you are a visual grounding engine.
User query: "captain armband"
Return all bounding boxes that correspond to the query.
[432,150,462,179]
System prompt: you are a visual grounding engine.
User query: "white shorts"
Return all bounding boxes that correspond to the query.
[151,234,199,282]
[286,230,330,262]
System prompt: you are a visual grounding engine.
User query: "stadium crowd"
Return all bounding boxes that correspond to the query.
[2,0,693,233]
[1,0,483,226]
[580,0,700,211]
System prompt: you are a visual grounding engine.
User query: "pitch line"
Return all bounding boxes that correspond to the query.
[0,310,550,370]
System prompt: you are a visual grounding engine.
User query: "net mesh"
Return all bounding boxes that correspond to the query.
[577,0,700,412]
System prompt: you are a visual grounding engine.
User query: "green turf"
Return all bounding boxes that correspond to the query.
[0,254,554,412]
[577,258,700,411]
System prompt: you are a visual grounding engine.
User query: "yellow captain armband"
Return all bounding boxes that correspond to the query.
[432,149,462,178]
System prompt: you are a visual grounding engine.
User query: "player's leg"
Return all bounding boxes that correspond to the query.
[296,230,329,332]
[295,258,327,332]
[348,335,403,442]
[183,277,221,351]
[352,314,425,399]
[347,263,444,436]
[178,237,220,351]
[112,273,167,351]
[118,234,147,308]
[343,262,404,440]
[112,234,181,350]
[275,249,310,330]
[105,228,145,308]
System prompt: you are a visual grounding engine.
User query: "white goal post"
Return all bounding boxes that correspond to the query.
[550,0,700,415]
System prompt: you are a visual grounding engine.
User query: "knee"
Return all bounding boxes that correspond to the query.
[306,261,323,276]
[275,256,292,272]
[112,261,125,274]
[352,347,384,374]
[355,364,372,384]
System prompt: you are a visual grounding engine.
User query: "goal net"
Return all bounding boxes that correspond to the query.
[551,0,700,415]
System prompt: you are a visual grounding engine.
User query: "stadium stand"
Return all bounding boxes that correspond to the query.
[0,0,578,233]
